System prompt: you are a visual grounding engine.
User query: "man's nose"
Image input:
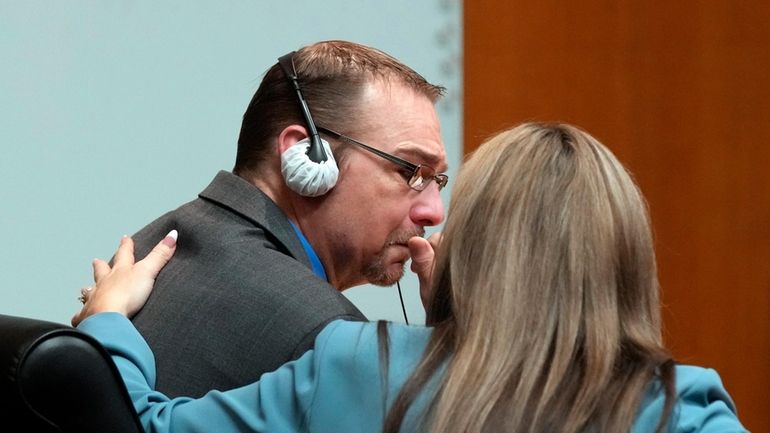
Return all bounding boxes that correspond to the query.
[409,183,445,227]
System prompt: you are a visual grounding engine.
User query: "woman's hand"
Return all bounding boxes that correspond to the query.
[408,232,441,311]
[71,230,177,326]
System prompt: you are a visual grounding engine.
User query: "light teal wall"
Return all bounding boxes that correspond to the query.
[0,1,462,324]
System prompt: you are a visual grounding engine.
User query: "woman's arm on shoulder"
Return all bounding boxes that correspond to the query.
[73,234,359,432]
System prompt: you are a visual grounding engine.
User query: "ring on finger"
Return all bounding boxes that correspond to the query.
[78,286,93,304]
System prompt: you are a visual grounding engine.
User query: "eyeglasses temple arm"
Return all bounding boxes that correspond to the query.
[316,127,417,171]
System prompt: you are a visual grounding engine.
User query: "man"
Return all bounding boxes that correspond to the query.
[129,40,448,397]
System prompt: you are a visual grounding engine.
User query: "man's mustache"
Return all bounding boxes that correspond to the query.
[386,228,426,246]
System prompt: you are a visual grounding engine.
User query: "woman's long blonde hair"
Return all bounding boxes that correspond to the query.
[383,123,674,433]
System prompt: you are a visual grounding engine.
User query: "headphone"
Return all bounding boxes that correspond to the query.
[276,52,339,197]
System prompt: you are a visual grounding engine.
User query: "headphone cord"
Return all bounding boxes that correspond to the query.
[397,281,409,325]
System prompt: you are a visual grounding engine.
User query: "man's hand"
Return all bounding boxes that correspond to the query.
[408,232,442,311]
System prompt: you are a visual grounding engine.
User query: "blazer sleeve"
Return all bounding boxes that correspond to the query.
[79,312,347,433]
[668,366,749,433]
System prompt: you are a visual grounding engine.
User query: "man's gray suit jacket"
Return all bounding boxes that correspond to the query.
[129,170,366,398]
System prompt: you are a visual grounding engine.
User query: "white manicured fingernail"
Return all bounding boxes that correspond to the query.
[161,229,178,248]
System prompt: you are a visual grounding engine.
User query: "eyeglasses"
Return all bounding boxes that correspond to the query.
[317,126,449,192]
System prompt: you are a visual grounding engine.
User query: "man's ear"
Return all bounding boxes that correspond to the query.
[278,125,310,155]
[277,124,340,197]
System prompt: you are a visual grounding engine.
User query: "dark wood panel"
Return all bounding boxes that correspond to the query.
[465,1,770,431]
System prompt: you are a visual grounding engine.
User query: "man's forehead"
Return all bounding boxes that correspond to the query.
[360,80,448,171]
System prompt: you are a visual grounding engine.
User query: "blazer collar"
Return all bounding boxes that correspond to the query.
[198,170,312,268]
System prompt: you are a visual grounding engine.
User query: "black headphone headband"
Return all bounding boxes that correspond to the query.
[277,52,327,163]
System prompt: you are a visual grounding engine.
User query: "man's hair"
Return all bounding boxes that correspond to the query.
[382,122,676,433]
[233,40,445,178]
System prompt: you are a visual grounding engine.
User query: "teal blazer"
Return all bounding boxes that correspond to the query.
[79,313,747,433]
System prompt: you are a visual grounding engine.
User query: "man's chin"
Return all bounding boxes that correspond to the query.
[365,260,407,287]
[363,243,411,286]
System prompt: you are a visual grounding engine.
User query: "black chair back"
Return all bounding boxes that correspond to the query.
[0,314,144,432]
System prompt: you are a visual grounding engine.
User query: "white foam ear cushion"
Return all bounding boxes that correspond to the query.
[281,138,339,197]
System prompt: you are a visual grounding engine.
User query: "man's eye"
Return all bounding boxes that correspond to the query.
[398,168,414,181]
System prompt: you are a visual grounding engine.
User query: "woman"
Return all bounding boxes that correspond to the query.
[73,122,747,432]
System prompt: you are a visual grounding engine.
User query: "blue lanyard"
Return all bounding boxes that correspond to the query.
[289,222,328,282]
